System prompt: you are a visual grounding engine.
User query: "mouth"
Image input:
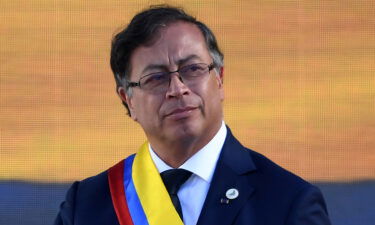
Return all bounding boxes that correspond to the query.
[164,106,198,120]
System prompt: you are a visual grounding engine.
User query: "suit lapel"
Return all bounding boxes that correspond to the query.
[197,127,257,225]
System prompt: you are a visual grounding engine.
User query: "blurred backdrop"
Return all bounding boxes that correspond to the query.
[1,0,374,224]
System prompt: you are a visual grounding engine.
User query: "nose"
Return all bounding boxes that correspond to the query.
[165,73,190,98]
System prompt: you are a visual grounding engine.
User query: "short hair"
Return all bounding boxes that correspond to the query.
[110,5,224,115]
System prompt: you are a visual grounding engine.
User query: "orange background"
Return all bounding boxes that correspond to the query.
[1,0,374,182]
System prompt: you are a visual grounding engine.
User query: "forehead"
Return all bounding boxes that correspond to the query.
[129,21,211,79]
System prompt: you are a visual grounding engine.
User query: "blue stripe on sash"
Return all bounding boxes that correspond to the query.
[124,155,149,225]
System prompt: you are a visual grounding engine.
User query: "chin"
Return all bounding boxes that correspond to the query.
[167,120,202,139]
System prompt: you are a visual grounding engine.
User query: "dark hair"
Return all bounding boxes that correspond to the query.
[110,5,224,115]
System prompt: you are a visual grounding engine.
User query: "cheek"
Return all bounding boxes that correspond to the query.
[134,95,163,120]
[207,80,224,109]
[194,80,221,111]
[206,77,222,98]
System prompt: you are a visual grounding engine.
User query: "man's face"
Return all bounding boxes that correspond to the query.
[119,21,224,148]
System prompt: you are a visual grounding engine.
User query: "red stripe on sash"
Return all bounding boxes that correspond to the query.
[108,160,134,225]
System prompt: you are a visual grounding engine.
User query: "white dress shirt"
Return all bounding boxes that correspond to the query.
[149,121,227,225]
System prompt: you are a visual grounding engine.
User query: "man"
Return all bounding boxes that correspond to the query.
[55,5,331,225]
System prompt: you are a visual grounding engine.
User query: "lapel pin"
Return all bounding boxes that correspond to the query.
[220,198,230,204]
[226,188,239,200]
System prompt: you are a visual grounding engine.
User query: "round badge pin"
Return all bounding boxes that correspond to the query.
[226,188,239,200]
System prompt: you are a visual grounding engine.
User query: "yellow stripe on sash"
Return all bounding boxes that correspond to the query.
[132,142,184,225]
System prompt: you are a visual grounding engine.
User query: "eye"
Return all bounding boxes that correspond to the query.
[142,72,168,86]
[180,64,206,77]
[187,64,204,72]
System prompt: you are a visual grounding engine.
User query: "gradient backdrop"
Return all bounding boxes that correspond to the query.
[1,0,374,224]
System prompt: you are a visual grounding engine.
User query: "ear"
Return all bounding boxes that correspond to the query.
[117,86,137,121]
[216,67,224,101]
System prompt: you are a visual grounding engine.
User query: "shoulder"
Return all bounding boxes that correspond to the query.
[60,169,109,205]
[74,170,110,198]
[244,147,315,196]
[54,170,111,224]
[60,170,111,214]
[236,148,330,225]
[248,148,309,187]
[74,156,131,195]
[242,147,330,224]
[55,165,122,225]
[223,128,313,192]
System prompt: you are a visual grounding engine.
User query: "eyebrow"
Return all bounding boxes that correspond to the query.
[140,54,203,75]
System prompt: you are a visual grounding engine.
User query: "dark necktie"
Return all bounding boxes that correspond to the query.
[160,169,192,220]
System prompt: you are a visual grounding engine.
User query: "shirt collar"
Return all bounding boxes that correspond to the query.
[149,121,227,183]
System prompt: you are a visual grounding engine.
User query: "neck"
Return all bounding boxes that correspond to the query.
[148,122,222,168]
[149,136,203,168]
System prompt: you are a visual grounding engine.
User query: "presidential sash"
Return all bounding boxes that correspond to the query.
[108,142,184,225]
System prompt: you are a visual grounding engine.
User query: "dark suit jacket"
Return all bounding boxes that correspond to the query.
[55,127,331,225]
